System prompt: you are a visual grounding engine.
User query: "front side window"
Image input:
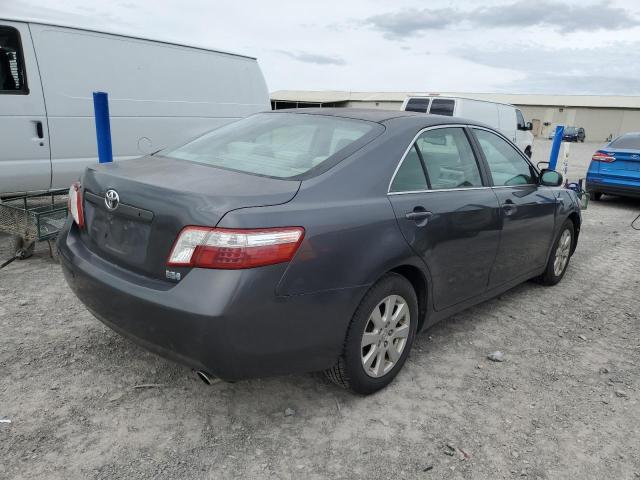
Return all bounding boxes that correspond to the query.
[474,129,536,186]
[415,127,483,190]
[516,109,525,129]
[163,113,379,179]
[405,98,430,113]
[0,26,27,93]
[429,99,455,116]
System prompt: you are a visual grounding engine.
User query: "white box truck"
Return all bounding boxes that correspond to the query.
[401,95,534,157]
[0,18,270,195]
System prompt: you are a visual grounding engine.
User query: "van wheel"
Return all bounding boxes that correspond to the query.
[537,220,574,286]
[324,274,418,394]
[590,191,602,201]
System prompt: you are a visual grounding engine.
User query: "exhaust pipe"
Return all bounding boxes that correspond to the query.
[195,370,218,385]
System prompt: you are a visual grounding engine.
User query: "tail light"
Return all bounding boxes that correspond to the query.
[67,182,84,228]
[592,151,615,163]
[167,226,305,269]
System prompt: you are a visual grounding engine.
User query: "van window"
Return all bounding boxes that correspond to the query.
[0,26,27,93]
[474,129,536,186]
[516,109,525,129]
[429,99,455,116]
[405,98,430,113]
[415,128,483,189]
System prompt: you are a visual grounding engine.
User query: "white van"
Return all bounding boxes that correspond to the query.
[401,96,534,157]
[0,18,270,195]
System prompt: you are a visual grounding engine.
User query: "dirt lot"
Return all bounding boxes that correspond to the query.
[1,140,639,479]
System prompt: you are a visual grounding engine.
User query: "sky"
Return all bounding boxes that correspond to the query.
[3,0,640,95]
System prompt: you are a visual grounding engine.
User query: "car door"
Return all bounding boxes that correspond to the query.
[0,22,51,194]
[388,126,502,311]
[470,127,557,287]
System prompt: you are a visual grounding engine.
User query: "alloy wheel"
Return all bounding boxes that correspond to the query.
[360,295,411,378]
[553,229,572,276]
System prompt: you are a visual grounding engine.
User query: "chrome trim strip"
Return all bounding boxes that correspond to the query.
[387,184,539,196]
[387,123,538,195]
[386,124,473,194]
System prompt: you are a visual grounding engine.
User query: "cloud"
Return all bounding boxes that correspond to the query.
[277,51,346,66]
[455,43,640,94]
[510,73,640,95]
[364,0,640,39]
[473,0,639,32]
[363,8,457,39]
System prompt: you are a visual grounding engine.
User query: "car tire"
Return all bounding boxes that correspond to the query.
[324,273,418,394]
[590,191,602,201]
[537,220,574,286]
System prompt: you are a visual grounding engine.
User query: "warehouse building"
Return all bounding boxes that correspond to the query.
[271,91,640,142]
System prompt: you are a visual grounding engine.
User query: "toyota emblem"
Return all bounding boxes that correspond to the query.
[105,189,120,210]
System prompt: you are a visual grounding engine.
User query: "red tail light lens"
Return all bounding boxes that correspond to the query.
[592,151,615,163]
[67,182,84,228]
[167,227,305,269]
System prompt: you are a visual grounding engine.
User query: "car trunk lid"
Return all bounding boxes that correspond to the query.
[598,148,640,176]
[79,155,300,279]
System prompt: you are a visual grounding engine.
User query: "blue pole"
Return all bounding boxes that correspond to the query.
[548,125,564,171]
[93,91,113,163]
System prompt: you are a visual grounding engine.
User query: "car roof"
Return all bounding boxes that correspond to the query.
[270,108,418,122]
[269,108,491,129]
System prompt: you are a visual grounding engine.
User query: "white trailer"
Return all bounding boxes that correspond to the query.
[0,18,270,195]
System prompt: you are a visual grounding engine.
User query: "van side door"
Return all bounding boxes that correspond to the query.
[0,22,51,194]
[514,108,533,154]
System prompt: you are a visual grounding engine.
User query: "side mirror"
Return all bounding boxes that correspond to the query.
[526,122,533,131]
[540,169,563,187]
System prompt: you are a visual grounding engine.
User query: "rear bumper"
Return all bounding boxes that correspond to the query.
[57,225,366,380]
[586,178,640,198]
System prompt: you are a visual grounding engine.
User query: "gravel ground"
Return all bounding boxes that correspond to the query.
[1,140,639,479]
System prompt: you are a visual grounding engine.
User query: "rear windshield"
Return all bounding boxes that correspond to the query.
[564,127,577,134]
[162,113,379,179]
[609,135,640,150]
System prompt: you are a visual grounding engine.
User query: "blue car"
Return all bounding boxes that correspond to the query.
[587,132,640,200]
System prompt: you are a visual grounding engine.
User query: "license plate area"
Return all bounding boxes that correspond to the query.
[83,192,154,266]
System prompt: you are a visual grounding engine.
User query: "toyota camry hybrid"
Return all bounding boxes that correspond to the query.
[58,109,581,394]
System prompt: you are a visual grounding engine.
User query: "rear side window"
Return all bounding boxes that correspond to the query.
[0,26,27,93]
[609,135,640,149]
[416,128,482,189]
[429,99,455,116]
[404,98,430,113]
[390,145,428,192]
[474,129,536,186]
[163,113,379,179]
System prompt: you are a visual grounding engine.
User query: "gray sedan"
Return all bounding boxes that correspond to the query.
[58,109,581,394]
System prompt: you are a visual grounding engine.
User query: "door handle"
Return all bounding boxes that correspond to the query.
[405,208,433,226]
[501,201,517,216]
[35,121,44,139]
